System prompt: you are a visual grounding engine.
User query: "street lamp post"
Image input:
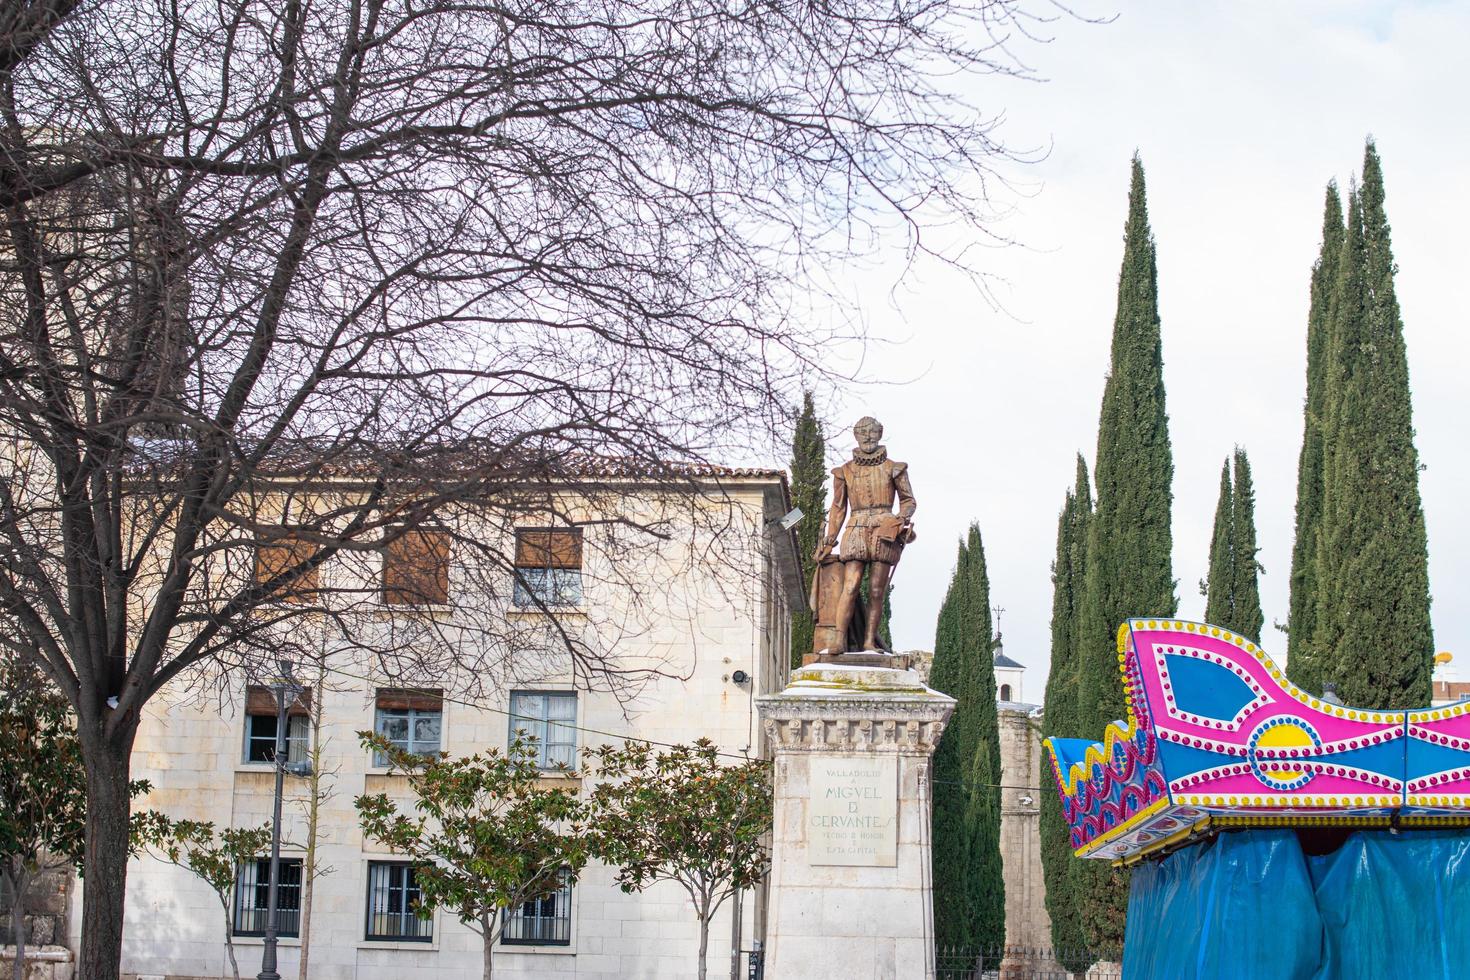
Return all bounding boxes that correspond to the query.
[258,659,306,980]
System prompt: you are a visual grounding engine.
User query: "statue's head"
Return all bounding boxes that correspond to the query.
[853,416,883,452]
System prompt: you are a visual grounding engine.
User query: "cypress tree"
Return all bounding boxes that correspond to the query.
[1315,186,1367,693]
[1203,460,1234,627]
[1230,449,1264,644]
[1287,184,1345,693]
[960,525,1004,953]
[1040,456,1093,972]
[1076,155,1175,959]
[880,584,894,649]
[1202,449,1264,643]
[788,392,826,668]
[1314,143,1433,708]
[928,525,1005,950]
[929,539,972,947]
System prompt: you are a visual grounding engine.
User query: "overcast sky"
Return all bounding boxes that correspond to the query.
[817,0,1469,698]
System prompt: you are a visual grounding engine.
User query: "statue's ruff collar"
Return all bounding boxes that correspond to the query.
[852,445,888,466]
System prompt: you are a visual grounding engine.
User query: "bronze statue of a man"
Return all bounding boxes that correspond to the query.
[813,416,916,653]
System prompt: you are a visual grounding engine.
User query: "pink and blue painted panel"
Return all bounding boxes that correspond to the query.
[1044,619,1470,861]
[1047,725,1168,855]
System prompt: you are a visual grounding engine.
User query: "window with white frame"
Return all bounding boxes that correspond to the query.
[508,691,577,770]
[243,686,310,764]
[373,688,443,766]
[512,528,583,607]
[233,857,302,937]
[365,862,432,942]
[502,873,572,946]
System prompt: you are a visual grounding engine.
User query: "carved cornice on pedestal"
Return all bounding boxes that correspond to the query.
[757,668,956,754]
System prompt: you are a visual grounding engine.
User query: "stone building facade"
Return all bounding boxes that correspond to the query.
[910,647,1058,961]
[994,652,1057,962]
[998,707,1054,954]
[70,470,803,980]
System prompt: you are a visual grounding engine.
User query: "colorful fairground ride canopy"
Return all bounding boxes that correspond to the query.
[1044,619,1470,865]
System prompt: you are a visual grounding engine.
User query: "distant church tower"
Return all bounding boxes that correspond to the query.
[991,606,1025,704]
[994,643,1025,704]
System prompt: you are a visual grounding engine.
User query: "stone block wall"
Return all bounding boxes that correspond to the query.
[1,863,75,980]
[997,705,1057,956]
[1,861,71,947]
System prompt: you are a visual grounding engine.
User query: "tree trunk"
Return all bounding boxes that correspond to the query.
[728,887,742,980]
[76,731,137,980]
[7,867,28,980]
[480,912,496,980]
[220,897,241,980]
[297,810,316,980]
[298,661,327,980]
[697,912,710,980]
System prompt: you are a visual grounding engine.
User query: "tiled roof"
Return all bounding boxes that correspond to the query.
[129,438,786,484]
[573,457,786,481]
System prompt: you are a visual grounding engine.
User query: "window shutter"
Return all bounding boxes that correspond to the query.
[254,535,319,601]
[383,528,451,605]
[514,529,582,570]
[246,684,313,717]
[375,688,444,712]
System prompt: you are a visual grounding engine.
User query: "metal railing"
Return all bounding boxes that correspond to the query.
[935,946,1120,980]
[233,857,302,938]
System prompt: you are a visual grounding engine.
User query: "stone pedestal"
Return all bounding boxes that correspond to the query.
[757,664,955,980]
[803,650,915,670]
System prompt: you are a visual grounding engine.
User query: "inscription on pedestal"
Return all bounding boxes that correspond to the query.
[808,754,898,867]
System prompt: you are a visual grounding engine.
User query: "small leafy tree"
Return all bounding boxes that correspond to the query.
[355,733,588,980]
[135,816,272,980]
[585,740,773,980]
[0,657,148,980]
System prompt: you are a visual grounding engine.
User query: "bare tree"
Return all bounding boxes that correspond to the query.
[0,0,1061,975]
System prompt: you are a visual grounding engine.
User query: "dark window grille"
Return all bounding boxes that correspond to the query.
[502,875,572,946]
[508,692,577,769]
[365,862,432,942]
[233,857,302,937]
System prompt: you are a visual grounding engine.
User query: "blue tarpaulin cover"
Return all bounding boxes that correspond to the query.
[1122,829,1470,980]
